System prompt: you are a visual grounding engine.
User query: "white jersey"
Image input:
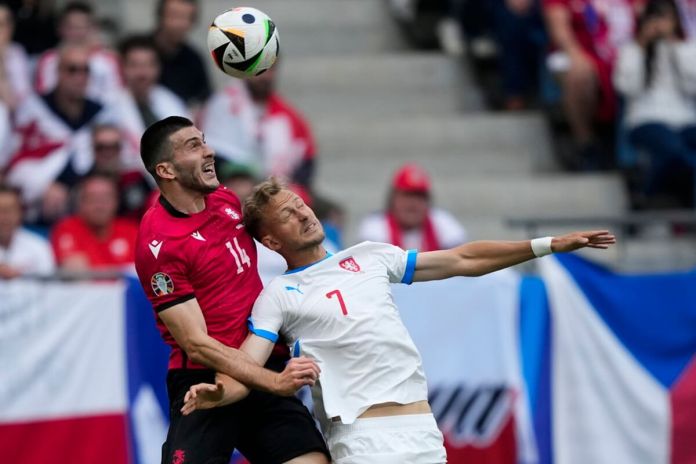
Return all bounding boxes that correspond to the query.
[249,241,429,427]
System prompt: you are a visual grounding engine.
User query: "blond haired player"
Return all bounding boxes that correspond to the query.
[182,178,615,463]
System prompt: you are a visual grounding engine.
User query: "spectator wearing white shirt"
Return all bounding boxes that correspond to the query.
[614,0,696,205]
[0,184,55,278]
[359,164,467,252]
[112,35,188,172]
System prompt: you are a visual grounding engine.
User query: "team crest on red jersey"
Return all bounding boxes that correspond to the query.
[339,257,361,272]
[151,272,174,296]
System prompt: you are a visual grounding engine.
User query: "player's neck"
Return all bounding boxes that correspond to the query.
[160,186,207,214]
[284,245,327,271]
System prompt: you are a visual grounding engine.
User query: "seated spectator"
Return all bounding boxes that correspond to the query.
[89,124,155,219]
[200,64,317,188]
[152,0,211,107]
[0,4,32,111]
[492,0,547,110]
[544,0,641,164]
[6,44,116,224]
[34,1,121,105]
[0,184,55,278]
[614,0,696,207]
[359,164,467,251]
[113,35,188,171]
[51,175,138,271]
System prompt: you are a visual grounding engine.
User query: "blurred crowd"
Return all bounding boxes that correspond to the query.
[390,0,696,211]
[0,0,470,280]
[10,0,691,279]
[0,0,326,278]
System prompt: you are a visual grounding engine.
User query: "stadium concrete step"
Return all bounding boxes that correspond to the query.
[121,0,403,56]
[275,53,484,116]
[317,173,627,243]
[313,113,557,177]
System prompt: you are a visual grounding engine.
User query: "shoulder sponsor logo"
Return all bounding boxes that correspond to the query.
[191,231,206,241]
[339,257,361,273]
[151,272,174,297]
[149,240,163,258]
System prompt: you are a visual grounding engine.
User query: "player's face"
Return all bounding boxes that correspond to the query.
[262,190,324,253]
[168,127,219,193]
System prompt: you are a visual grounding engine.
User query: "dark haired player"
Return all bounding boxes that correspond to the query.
[134,116,329,464]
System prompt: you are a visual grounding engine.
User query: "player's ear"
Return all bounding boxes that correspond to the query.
[155,162,176,181]
[261,233,281,251]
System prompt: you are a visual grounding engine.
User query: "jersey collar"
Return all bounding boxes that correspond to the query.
[285,250,334,275]
[159,194,190,218]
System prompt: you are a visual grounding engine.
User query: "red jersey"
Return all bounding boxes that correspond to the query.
[51,216,138,268]
[134,187,263,370]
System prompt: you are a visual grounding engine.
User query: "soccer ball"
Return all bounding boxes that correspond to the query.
[207,7,279,79]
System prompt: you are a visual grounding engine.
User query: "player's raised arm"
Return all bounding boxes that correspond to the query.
[413,230,616,282]
[159,298,319,396]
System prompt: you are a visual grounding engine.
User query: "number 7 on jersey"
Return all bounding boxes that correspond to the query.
[326,289,348,316]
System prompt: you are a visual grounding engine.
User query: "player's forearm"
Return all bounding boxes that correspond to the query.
[453,240,537,276]
[186,336,281,394]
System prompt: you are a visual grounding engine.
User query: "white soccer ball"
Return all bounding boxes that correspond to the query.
[207,7,279,79]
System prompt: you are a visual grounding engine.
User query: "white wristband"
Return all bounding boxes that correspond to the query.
[531,237,554,258]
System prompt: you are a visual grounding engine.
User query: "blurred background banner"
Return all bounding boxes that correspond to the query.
[0,278,169,464]
[539,255,696,464]
[395,271,538,464]
[1,262,695,464]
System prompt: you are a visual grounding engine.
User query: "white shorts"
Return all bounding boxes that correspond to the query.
[326,413,447,464]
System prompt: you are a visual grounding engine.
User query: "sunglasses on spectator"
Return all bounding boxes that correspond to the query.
[62,63,90,75]
[95,142,121,152]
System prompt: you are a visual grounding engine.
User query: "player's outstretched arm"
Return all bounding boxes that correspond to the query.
[159,299,319,396]
[413,230,616,282]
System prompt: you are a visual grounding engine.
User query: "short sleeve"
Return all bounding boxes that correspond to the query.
[248,289,284,343]
[136,246,195,313]
[371,242,418,285]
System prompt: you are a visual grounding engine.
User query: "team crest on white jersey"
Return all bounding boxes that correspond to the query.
[339,257,361,273]
[224,207,240,220]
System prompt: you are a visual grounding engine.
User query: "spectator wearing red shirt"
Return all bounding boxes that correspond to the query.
[200,63,317,188]
[51,174,138,271]
[544,0,642,163]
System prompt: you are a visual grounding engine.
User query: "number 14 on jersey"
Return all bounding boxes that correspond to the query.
[226,238,251,274]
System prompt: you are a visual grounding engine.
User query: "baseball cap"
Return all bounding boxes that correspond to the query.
[391,163,431,194]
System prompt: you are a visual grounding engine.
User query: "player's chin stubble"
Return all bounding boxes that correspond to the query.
[176,165,219,194]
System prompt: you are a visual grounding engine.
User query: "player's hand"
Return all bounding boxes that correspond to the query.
[273,356,321,396]
[551,230,616,252]
[180,378,250,415]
